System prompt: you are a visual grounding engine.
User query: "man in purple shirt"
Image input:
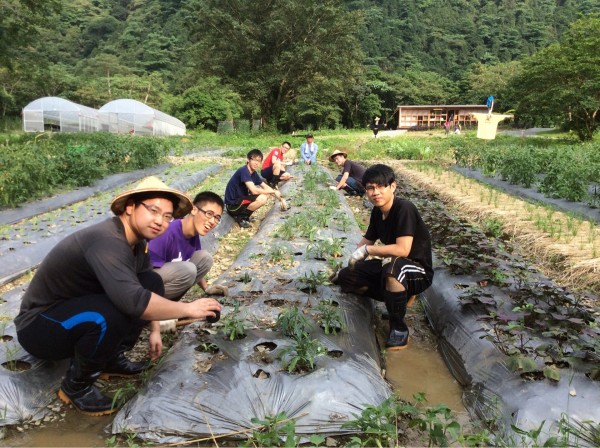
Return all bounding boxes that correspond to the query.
[148,191,226,300]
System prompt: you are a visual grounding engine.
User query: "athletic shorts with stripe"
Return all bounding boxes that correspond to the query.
[338,257,432,300]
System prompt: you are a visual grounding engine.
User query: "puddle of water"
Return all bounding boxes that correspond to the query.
[0,412,111,447]
[385,338,465,413]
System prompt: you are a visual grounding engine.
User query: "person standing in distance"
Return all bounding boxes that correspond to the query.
[300,133,318,165]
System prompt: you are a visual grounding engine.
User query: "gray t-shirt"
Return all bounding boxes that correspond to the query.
[15,217,152,330]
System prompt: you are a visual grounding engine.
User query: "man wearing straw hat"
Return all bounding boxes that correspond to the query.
[329,149,366,197]
[15,177,222,416]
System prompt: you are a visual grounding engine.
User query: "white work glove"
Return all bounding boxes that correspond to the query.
[329,186,337,190]
[348,245,369,270]
[159,319,177,333]
[204,284,229,296]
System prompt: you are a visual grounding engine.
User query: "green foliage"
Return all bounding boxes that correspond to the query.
[242,412,300,448]
[221,302,246,341]
[316,300,346,335]
[277,306,312,340]
[298,270,331,294]
[279,333,327,373]
[169,78,243,131]
[511,16,600,141]
[0,133,170,207]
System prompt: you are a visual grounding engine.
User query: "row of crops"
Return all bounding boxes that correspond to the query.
[451,139,600,207]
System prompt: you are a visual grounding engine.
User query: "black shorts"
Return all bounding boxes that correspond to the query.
[338,257,432,299]
[226,195,260,217]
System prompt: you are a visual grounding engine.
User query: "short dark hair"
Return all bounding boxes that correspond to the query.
[247,149,263,161]
[193,191,224,209]
[362,164,396,187]
[281,141,291,148]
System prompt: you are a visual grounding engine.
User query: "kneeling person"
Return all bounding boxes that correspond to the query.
[329,149,366,196]
[149,191,226,300]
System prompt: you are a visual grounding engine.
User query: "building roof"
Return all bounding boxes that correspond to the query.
[397,105,489,109]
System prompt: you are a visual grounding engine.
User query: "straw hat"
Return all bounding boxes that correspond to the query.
[110,176,193,219]
[329,149,347,162]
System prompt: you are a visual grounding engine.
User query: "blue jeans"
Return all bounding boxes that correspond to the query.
[336,175,365,194]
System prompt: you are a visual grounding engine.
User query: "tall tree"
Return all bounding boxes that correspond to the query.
[0,0,61,69]
[184,0,365,129]
[512,16,600,141]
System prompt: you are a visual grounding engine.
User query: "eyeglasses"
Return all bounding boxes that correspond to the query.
[249,157,262,162]
[138,202,175,223]
[197,207,222,224]
[365,184,390,194]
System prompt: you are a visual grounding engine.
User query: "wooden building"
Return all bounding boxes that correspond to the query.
[396,105,490,130]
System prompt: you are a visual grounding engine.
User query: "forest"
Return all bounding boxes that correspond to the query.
[1,0,599,139]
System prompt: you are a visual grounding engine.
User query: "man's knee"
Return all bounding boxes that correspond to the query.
[191,250,213,277]
[337,267,368,295]
[385,276,405,292]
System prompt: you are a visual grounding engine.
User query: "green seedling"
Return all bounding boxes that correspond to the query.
[277,306,312,339]
[242,412,300,447]
[316,300,346,335]
[279,334,327,373]
[299,270,331,294]
[221,302,246,340]
[267,244,294,265]
[306,237,344,259]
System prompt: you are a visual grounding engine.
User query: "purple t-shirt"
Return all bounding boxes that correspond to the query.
[148,219,201,268]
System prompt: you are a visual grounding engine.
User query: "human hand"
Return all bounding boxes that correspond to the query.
[204,284,229,296]
[148,329,163,360]
[185,298,222,321]
[348,245,369,270]
[279,197,289,211]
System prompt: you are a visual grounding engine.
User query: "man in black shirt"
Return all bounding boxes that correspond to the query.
[15,177,222,415]
[337,164,433,350]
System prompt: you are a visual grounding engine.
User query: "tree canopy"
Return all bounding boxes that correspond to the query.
[1,0,599,135]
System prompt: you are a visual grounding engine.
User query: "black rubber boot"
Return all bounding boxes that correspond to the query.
[100,331,149,380]
[268,174,281,188]
[58,356,116,416]
[99,352,149,380]
[384,290,409,350]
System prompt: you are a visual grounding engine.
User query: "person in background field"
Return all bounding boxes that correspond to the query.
[14,177,222,416]
[299,133,318,165]
[224,149,285,228]
[148,191,228,301]
[329,149,366,197]
[261,141,293,188]
[335,164,433,350]
[371,116,381,138]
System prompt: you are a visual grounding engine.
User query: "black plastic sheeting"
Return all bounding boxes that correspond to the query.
[423,263,600,442]
[0,165,223,286]
[0,165,224,426]
[110,165,392,443]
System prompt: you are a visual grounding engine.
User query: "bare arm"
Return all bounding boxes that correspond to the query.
[336,172,351,189]
[246,181,281,198]
[362,235,413,258]
[141,292,221,321]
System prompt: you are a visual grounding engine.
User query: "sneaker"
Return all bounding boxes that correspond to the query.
[237,218,252,228]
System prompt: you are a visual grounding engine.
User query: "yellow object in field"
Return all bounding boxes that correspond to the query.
[472,113,513,140]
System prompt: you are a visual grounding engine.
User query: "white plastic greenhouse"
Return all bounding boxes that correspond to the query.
[22,97,101,133]
[99,99,186,136]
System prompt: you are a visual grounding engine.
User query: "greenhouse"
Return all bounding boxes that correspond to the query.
[99,99,186,136]
[22,97,101,133]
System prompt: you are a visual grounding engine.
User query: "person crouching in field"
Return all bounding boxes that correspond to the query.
[15,177,222,416]
[261,141,293,188]
[148,191,228,301]
[329,149,366,197]
[335,164,434,350]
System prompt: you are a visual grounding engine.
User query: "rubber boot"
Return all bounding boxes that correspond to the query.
[268,174,281,188]
[384,290,409,350]
[100,332,149,380]
[99,351,149,380]
[58,355,116,416]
